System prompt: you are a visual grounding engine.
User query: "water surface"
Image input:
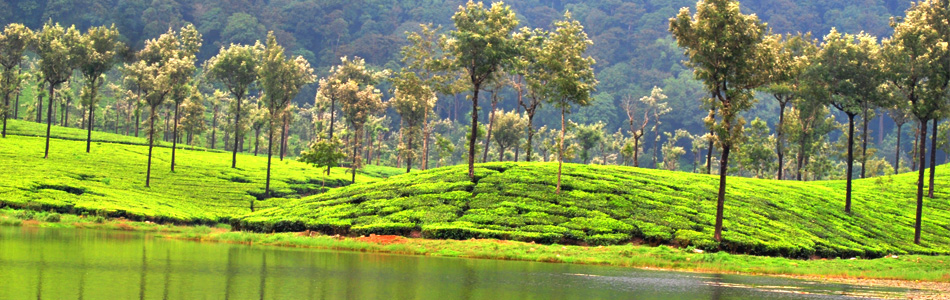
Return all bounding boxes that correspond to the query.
[0,226,906,299]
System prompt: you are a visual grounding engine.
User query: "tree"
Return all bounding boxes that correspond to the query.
[0,23,33,138]
[77,24,121,153]
[205,43,261,168]
[491,110,526,161]
[574,121,605,164]
[401,23,454,170]
[736,118,777,178]
[339,78,384,183]
[133,26,197,187]
[258,32,315,197]
[621,94,648,167]
[670,0,768,241]
[883,0,949,244]
[813,29,883,213]
[515,27,550,163]
[34,21,83,158]
[546,13,597,194]
[298,138,346,187]
[662,129,691,171]
[166,24,201,172]
[644,87,671,168]
[391,71,436,173]
[447,1,519,179]
[180,86,207,145]
[315,56,386,174]
[759,33,812,180]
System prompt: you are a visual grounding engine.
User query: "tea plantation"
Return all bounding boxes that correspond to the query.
[0,121,399,224]
[238,162,950,258]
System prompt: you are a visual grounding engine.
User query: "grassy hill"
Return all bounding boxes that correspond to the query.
[237,162,950,259]
[0,120,401,224]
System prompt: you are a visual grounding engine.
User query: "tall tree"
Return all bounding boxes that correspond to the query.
[338,76,384,183]
[258,32,315,197]
[0,24,33,138]
[401,24,453,170]
[205,43,261,168]
[883,0,950,244]
[133,26,195,187]
[491,109,527,161]
[670,0,768,241]
[167,24,201,172]
[546,13,597,194]
[620,94,649,167]
[391,71,436,173]
[646,87,671,168]
[759,33,812,180]
[77,25,121,153]
[514,27,550,162]
[447,1,519,179]
[315,57,385,174]
[34,21,83,158]
[885,94,912,174]
[813,29,883,213]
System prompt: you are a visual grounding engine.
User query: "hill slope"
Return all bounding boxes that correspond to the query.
[0,122,400,223]
[238,162,950,258]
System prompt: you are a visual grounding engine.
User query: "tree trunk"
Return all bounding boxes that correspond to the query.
[171,102,181,172]
[468,88,480,179]
[328,97,336,175]
[860,110,870,179]
[232,95,242,168]
[44,83,56,159]
[2,88,8,138]
[914,119,928,245]
[652,129,660,168]
[63,95,69,127]
[482,92,498,163]
[211,105,218,149]
[556,107,566,194]
[254,126,260,156]
[376,133,382,166]
[265,122,274,197]
[928,119,938,198]
[351,131,359,184]
[13,89,19,119]
[499,145,505,162]
[36,89,43,124]
[86,103,94,152]
[713,144,731,242]
[280,114,288,161]
[406,130,414,174]
[912,124,920,171]
[845,114,855,213]
[146,107,156,187]
[422,110,430,170]
[776,102,786,180]
[633,135,641,167]
[525,113,536,162]
[895,123,903,175]
[706,137,714,174]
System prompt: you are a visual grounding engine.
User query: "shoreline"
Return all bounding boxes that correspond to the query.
[4,210,950,298]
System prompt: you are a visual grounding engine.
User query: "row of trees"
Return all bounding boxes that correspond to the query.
[670,0,950,244]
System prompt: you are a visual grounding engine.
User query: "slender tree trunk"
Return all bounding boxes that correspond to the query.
[351,130,359,184]
[44,83,56,159]
[14,89,19,119]
[280,114,288,161]
[928,119,938,198]
[406,131,414,174]
[171,102,181,172]
[468,88,480,179]
[915,119,928,245]
[499,145,504,162]
[713,144,731,242]
[845,114,855,213]
[557,107,566,194]
[135,110,141,137]
[211,105,218,149]
[633,135,641,167]
[2,91,8,138]
[254,126,260,156]
[328,98,336,175]
[482,93,497,163]
[146,108,156,187]
[706,138,714,174]
[62,95,68,127]
[265,123,274,197]
[776,102,786,180]
[796,142,806,181]
[36,89,43,124]
[861,110,870,178]
[86,103,94,152]
[525,113,535,162]
[232,95,242,168]
[652,129,660,168]
[912,124,920,171]
[895,123,903,174]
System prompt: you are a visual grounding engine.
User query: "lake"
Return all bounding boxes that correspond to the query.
[0,226,907,299]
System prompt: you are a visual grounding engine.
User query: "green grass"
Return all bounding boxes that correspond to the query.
[239,162,950,259]
[5,119,210,150]
[0,130,395,224]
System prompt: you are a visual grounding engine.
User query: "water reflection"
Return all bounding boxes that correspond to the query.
[0,227,907,300]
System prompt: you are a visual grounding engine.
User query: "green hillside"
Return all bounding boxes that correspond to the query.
[238,162,950,259]
[0,121,400,224]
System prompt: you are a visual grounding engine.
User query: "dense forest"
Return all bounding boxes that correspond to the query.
[1,0,945,181]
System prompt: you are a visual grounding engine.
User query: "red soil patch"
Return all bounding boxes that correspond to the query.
[357,235,406,245]
[21,220,40,226]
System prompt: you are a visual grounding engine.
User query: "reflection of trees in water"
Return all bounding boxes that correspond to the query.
[460,260,476,300]
[711,273,723,300]
[224,247,238,300]
[259,252,267,300]
[344,253,361,299]
[138,241,147,300]
[78,243,86,300]
[36,250,44,299]
[163,249,172,299]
